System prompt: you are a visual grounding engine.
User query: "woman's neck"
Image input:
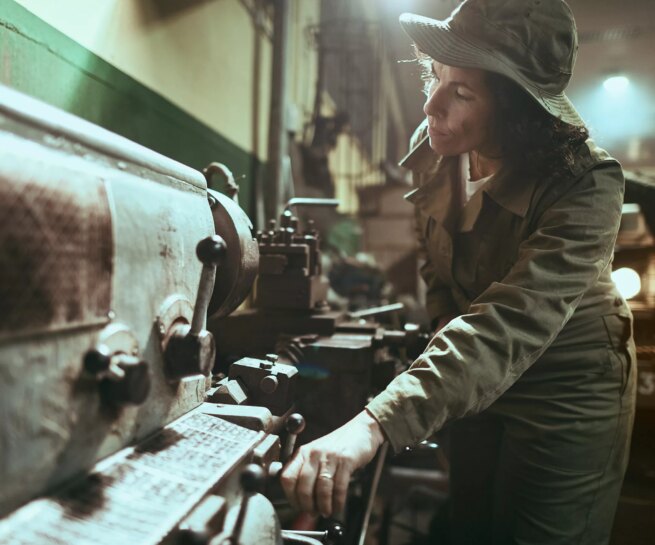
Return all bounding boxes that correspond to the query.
[469,150,502,180]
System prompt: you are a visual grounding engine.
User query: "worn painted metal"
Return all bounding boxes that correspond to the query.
[0,84,214,515]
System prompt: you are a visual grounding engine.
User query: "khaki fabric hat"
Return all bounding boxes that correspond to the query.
[400,0,585,126]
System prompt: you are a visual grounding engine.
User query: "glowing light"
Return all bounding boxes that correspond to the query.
[570,77,650,146]
[603,75,630,95]
[611,267,641,300]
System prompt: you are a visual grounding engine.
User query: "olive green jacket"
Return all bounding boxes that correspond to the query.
[367,122,630,453]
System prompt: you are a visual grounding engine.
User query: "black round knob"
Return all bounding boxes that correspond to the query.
[327,522,344,543]
[113,359,151,405]
[280,209,293,227]
[195,235,227,267]
[240,464,265,495]
[83,345,112,374]
[285,413,306,435]
[176,528,210,545]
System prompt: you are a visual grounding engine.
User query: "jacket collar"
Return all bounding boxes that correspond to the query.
[483,167,536,219]
[401,136,536,224]
[399,133,437,173]
[402,149,458,226]
[401,136,614,229]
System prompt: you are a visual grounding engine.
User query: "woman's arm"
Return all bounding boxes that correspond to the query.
[367,161,625,451]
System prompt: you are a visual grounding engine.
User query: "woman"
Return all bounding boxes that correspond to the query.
[281,1,636,543]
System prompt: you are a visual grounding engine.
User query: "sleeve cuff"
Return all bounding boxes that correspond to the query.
[366,390,416,454]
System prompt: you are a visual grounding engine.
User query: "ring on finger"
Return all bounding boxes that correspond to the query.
[318,471,334,480]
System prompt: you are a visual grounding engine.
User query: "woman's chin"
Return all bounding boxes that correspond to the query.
[428,139,454,156]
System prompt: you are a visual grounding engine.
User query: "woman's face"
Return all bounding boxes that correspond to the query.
[423,61,497,157]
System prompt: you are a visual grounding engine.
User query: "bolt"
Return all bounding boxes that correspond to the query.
[260,374,278,394]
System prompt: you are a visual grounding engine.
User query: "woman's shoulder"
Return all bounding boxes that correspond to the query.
[570,138,622,178]
[529,139,624,219]
[537,138,623,195]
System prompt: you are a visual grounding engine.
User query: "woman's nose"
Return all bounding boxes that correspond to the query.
[424,87,444,119]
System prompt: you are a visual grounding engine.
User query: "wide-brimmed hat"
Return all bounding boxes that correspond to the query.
[400,0,585,126]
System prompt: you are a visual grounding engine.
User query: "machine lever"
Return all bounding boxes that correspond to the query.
[281,412,306,462]
[165,235,227,379]
[267,413,306,479]
[191,235,227,335]
[84,345,151,406]
[348,302,404,320]
[230,464,265,545]
[281,523,344,545]
[283,198,339,212]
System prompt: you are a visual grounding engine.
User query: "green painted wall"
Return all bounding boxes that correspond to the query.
[0,0,260,217]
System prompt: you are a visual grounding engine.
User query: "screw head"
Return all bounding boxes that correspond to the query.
[260,375,278,394]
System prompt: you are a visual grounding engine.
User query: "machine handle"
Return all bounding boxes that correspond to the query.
[281,523,344,544]
[281,413,306,462]
[164,235,225,380]
[84,346,151,406]
[267,412,306,479]
[230,464,266,545]
[203,162,240,204]
[284,198,339,212]
[190,235,227,336]
[348,302,404,320]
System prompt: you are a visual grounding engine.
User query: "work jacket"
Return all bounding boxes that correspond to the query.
[366,121,631,453]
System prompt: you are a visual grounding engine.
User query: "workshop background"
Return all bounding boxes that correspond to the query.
[1,0,654,544]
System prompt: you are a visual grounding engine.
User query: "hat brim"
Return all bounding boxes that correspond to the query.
[399,12,585,127]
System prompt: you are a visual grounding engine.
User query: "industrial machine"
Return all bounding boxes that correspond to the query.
[0,83,296,545]
[211,203,426,445]
[0,84,423,545]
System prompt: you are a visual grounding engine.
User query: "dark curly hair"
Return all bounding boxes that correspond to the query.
[416,51,589,179]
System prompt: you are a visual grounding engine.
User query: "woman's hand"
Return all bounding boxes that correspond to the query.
[280,410,385,517]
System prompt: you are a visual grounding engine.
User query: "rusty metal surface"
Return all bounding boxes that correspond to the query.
[0,161,112,340]
[0,85,214,516]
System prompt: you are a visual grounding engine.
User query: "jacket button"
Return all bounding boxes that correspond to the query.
[614,296,623,307]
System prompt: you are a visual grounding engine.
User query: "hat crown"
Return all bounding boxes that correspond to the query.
[448,0,577,95]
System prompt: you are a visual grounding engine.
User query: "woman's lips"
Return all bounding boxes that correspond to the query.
[428,126,449,138]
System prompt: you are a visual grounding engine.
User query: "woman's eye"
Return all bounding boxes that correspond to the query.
[455,90,472,101]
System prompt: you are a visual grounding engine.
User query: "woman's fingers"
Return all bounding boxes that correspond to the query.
[332,459,351,515]
[280,451,304,509]
[280,411,385,516]
[315,458,338,517]
[283,447,340,515]
[295,449,322,513]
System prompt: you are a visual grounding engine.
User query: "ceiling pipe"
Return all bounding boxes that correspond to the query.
[266,0,291,222]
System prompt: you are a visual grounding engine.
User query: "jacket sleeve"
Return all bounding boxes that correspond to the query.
[367,162,624,452]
